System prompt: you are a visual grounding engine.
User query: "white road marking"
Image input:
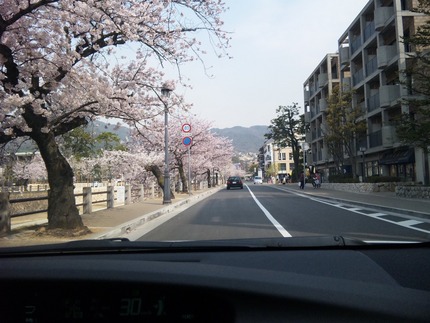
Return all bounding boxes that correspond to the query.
[246,185,292,238]
[272,186,430,235]
[364,213,386,217]
[397,220,423,226]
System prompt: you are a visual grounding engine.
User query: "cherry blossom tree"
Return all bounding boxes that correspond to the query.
[93,150,161,186]
[132,114,234,193]
[0,1,229,230]
[12,154,47,185]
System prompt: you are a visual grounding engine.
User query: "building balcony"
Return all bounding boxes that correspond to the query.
[350,36,362,55]
[382,125,397,148]
[377,45,397,69]
[319,98,327,112]
[369,129,383,148]
[352,68,364,85]
[304,90,310,103]
[340,46,350,67]
[367,92,380,112]
[321,148,329,162]
[365,56,378,77]
[318,73,328,88]
[375,6,394,31]
[379,85,401,107]
[341,77,351,90]
[363,21,375,43]
[317,150,323,161]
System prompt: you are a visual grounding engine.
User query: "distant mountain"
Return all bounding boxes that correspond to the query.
[87,120,131,142]
[211,125,268,153]
[15,120,131,153]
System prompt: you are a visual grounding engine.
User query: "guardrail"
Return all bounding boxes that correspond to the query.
[3,180,209,220]
[7,185,140,218]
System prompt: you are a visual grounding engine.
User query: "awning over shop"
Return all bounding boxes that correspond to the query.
[379,148,415,165]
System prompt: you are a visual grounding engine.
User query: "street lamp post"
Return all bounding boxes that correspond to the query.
[161,84,172,204]
[359,146,366,182]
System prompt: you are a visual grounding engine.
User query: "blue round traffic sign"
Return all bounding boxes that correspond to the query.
[182,137,192,146]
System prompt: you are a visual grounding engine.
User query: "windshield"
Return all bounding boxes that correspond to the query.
[1,0,430,249]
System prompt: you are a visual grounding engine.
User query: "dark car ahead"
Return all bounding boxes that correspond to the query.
[226,176,243,190]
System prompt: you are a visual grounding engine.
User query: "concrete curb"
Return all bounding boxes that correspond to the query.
[94,186,224,240]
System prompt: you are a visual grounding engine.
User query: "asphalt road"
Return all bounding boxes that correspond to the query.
[137,184,430,243]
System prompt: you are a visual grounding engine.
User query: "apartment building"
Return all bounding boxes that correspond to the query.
[303,0,428,183]
[262,139,294,182]
[303,53,340,179]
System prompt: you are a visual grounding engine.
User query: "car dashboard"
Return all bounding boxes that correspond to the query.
[1,241,430,322]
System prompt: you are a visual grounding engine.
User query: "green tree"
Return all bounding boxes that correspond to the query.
[61,127,96,161]
[265,103,304,181]
[398,0,430,184]
[61,129,125,160]
[265,163,278,178]
[248,162,260,175]
[232,155,241,164]
[95,132,126,153]
[324,86,366,178]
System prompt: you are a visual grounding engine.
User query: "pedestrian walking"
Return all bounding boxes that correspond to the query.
[314,171,321,188]
[299,171,305,189]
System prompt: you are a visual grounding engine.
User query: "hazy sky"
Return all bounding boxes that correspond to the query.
[170,0,370,129]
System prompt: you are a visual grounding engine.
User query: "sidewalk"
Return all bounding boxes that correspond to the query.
[278,183,430,219]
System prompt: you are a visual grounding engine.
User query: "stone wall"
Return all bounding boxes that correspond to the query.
[321,182,397,193]
[395,185,430,199]
[321,182,430,199]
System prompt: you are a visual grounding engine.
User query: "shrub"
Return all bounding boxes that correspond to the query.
[329,175,359,183]
[366,176,400,183]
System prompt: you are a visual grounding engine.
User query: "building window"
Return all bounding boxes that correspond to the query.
[280,163,287,171]
[289,153,293,160]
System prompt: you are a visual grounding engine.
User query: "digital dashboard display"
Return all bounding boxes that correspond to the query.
[4,282,234,322]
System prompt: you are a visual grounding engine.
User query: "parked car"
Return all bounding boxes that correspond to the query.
[253,176,263,184]
[226,176,243,189]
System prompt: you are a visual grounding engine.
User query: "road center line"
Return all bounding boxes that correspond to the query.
[246,185,292,238]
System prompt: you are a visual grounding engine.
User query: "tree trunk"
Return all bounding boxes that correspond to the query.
[207,169,211,188]
[33,131,84,230]
[0,192,11,236]
[146,165,175,199]
[292,145,300,181]
[177,161,188,193]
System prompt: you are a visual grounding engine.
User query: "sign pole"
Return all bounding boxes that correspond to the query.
[182,123,192,195]
[188,146,191,195]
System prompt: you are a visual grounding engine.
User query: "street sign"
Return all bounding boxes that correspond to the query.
[182,123,191,133]
[182,137,192,146]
